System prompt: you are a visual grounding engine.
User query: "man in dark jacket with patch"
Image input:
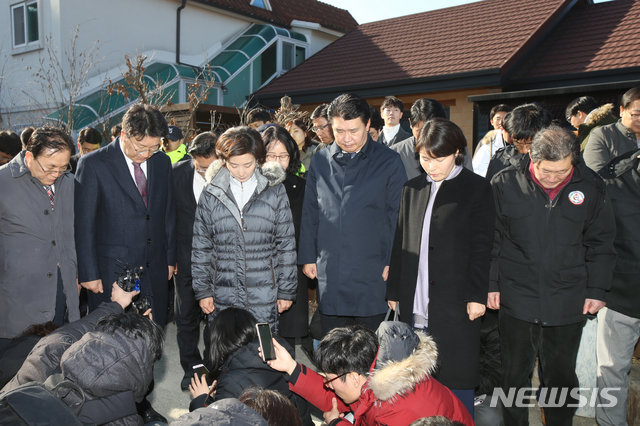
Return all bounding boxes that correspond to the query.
[488,126,615,426]
[298,93,407,335]
[596,149,640,426]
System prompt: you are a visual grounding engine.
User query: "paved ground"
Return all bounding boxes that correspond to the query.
[149,321,632,425]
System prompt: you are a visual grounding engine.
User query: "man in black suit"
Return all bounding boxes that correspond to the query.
[172,131,218,390]
[74,104,176,423]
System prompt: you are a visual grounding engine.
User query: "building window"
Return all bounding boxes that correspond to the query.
[250,0,272,11]
[11,0,39,49]
[282,42,306,71]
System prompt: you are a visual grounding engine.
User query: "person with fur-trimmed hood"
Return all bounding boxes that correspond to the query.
[564,96,617,151]
[264,323,474,426]
[191,126,297,333]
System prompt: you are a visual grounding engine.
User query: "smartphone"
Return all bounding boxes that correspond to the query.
[192,363,209,377]
[256,322,275,361]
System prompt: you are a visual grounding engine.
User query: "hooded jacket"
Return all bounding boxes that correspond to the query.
[59,324,158,425]
[599,149,640,319]
[191,160,297,329]
[578,103,617,150]
[1,302,123,393]
[286,324,474,425]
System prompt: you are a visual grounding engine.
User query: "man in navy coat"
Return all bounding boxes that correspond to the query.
[75,104,176,327]
[299,93,407,336]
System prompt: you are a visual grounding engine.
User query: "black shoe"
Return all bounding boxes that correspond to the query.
[139,402,167,425]
[181,374,192,391]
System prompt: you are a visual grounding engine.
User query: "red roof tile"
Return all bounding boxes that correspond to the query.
[512,0,640,80]
[192,0,358,33]
[255,0,572,96]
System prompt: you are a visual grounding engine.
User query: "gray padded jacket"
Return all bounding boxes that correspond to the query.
[191,161,297,329]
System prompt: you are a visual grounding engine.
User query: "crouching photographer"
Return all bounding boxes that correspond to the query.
[1,283,163,425]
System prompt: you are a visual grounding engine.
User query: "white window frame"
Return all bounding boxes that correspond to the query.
[249,0,272,12]
[10,0,42,54]
[277,38,307,75]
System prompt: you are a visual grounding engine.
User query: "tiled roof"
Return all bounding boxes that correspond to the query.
[192,0,358,33]
[512,0,640,80]
[254,0,571,97]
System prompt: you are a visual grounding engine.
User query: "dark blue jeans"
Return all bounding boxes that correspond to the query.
[499,312,584,426]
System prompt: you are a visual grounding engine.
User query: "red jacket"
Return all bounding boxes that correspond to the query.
[287,333,474,425]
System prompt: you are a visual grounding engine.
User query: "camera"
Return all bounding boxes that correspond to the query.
[116,264,143,292]
[116,263,152,315]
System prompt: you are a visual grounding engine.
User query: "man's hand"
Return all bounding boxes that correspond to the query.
[387,300,397,311]
[110,282,140,309]
[467,302,486,321]
[382,265,390,281]
[583,298,606,315]
[302,263,317,279]
[323,398,344,424]
[199,297,215,314]
[173,264,178,276]
[168,265,175,280]
[265,338,297,375]
[81,279,103,294]
[277,299,293,313]
[487,292,500,310]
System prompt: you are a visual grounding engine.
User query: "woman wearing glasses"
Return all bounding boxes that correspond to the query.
[387,118,495,418]
[191,126,297,335]
[261,125,310,355]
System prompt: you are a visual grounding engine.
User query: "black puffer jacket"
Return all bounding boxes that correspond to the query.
[599,149,640,319]
[190,339,312,425]
[192,161,297,329]
[1,302,123,393]
[59,325,157,425]
[490,159,616,325]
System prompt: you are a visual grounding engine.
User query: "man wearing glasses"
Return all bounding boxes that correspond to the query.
[0,127,79,347]
[75,104,176,323]
[485,103,552,181]
[74,104,175,422]
[310,104,334,150]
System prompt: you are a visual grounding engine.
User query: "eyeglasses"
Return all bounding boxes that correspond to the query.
[512,138,532,146]
[126,136,162,155]
[312,123,330,133]
[34,156,71,175]
[323,372,349,388]
[265,153,290,161]
[624,110,640,120]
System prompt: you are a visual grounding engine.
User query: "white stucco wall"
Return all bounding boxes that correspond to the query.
[0,0,344,129]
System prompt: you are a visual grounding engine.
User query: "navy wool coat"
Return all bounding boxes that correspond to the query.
[298,138,407,316]
[74,139,176,326]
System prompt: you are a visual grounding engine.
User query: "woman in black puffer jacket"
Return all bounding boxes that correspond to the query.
[191,126,297,332]
[188,307,311,425]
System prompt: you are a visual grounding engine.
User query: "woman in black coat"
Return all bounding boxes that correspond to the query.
[387,118,495,418]
[189,307,312,425]
[261,126,309,345]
